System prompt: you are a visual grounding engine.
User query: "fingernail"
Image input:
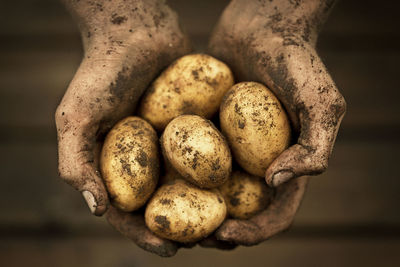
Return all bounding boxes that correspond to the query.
[82,191,97,214]
[271,170,294,187]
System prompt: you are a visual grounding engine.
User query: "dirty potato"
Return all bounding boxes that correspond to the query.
[138,54,234,131]
[219,170,274,220]
[100,117,159,212]
[220,82,291,177]
[145,179,227,243]
[161,115,232,188]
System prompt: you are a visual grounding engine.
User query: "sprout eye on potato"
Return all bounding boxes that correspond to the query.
[219,170,274,220]
[220,82,291,177]
[138,54,234,131]
[145,179,227,243]
[100,117,159,212]
[161,115,232,189]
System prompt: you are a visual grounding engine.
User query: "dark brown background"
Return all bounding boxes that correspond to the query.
[1,0,400,266]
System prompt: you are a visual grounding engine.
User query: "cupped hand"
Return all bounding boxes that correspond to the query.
[209,0,346,188]
[206,0,345,245]
[56,0,191,256]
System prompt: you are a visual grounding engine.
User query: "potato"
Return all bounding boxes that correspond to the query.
[161,115,231,188]
[219,170,274,220]
[220,82,291,177]
[145,179,227,243]
[100,117,159,212]
[138,53,234,131]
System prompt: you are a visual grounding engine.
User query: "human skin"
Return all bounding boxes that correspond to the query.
[202,0,346,246]
[55,0,191,256]
[56,0,346,255]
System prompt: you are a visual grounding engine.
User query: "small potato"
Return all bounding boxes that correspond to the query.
[220,82,291,177]
[138,54,234,131]
[219,170,274,220]
[145,179,227,243]
[161,115,232,188]
[100,117,159,212]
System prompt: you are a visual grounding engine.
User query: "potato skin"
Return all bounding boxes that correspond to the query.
[138,53,234,131]
[219,170,274,220]
[145,179,227,243]
[161,115,232,188]
[220,82,291,177]
[100,117,159,212]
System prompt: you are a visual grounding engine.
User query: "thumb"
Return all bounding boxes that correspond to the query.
[56,114,109,215]
[265,98,346,187]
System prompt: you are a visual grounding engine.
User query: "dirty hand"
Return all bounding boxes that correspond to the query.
[200,177,308,246]
[205,0,346,245]
[55,0,191,256]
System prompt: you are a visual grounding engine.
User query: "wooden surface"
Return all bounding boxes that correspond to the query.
[1,0,400,266]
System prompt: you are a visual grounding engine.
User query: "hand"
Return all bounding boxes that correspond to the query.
[198,177,307,247]
[56,0,191,256]
[206,0,345,245]
[209,0,346,187]
[216,177,308,245]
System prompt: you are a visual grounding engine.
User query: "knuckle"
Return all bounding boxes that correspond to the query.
[55,104,63,120]
[310,157,328,175]
[57,150,86,185]
[58,161,89,190]
[55,104,67,127]
[55,98,93,124]
[280,221,292,232]
[58,165,76,185]
[336,93,347,116]
[329,92,347,120]
[55,105,93,135]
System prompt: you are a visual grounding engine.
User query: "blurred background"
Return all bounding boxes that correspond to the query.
[1,0,399,266]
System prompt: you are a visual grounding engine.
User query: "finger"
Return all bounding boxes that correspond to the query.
[199,235,237,250]
[265,142,328,188]
[216,219,263,246]
[216,177,308,245]
[106,206,178,257]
